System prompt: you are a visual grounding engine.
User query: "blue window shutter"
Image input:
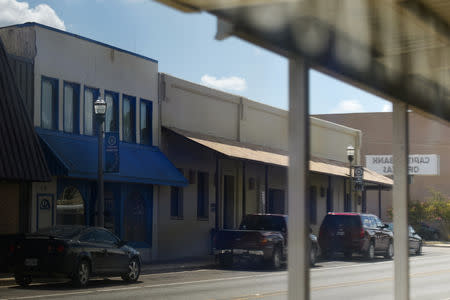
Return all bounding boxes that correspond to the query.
[132,97,136,143]
[53,79,59,130]
[148,101,153,145]
[74,84,80,134]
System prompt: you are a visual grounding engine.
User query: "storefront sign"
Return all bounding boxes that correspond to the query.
[105,132,120,173]
[36,193,54,230]
[366,154,440,175]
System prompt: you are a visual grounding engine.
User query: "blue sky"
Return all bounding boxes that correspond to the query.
[2,0,392,114]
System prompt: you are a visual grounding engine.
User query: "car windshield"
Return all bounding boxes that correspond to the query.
[240,215,285,231]
[324,215,361,228]
[36,226,84,239]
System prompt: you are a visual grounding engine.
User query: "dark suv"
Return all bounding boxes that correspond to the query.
[318,213,393,260]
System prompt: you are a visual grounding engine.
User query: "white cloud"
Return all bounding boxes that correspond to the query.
[382,103,392,112]
[201,74,247,92]
[0,0,65,30]
[331,99,365,113]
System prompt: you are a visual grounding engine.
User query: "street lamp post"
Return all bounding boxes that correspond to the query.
[347,145,355,211]
[94,98,107,227]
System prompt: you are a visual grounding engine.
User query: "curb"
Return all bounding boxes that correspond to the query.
[424,242,450,248]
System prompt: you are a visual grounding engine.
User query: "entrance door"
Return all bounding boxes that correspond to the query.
[223,175,235,229]
[268,189,285,214]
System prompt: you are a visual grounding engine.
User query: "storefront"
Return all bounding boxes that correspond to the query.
[34,128,187,261]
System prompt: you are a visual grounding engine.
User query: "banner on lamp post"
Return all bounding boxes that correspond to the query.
[105,132,120,173]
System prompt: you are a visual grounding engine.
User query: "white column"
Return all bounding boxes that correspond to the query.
[393,101,409,300]
[288,58,310,300]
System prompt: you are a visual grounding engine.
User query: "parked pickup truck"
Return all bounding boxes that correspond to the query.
[213,214,318,269]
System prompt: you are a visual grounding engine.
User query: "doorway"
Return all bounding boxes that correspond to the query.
[268,189,285,214]
[223,175,235,229]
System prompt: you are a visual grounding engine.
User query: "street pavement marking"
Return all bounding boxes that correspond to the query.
[5,291,92,299]
[140,268,209,277]
[219,267,450,299]
[4,254,450,299]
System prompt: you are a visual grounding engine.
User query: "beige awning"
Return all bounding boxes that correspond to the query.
[168,128,393,186]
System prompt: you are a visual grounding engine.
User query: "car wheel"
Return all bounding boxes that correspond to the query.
[14,273,32,287]
[310,247,317,266]
[366,241,375,260]
[433,232,440,241]
[384,240,394,259]
[122,257,140,282]
[271,247,282,269]
[72,259,90,288]
[218,254,233,268]
[416,242,422,255]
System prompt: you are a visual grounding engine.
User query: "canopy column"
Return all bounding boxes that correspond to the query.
[393,101,410,300]
[288,57,310,300]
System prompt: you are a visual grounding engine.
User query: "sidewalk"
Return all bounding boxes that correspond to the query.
[424,241,450,247]
[0,255,216,287]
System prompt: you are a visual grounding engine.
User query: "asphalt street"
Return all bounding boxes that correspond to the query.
[1,246,450,300]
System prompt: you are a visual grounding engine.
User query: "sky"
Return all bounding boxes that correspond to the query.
[0,0,392,114]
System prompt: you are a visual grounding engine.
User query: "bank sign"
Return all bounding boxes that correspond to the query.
[366,154,440,175]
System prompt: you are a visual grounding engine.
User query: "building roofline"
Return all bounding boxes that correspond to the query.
[0,22,158,64]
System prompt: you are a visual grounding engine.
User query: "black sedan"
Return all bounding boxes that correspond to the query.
[387,223,423,255]
[9,226,141,287]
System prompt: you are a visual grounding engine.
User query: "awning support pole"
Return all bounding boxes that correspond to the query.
[393,101,409,300]
[378,184,382,217]
[288,57,310,300]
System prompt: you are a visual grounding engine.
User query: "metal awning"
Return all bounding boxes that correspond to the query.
[38,128,188,187]
[0,38,50,182]
[157,0,450,123]
[169,127,392,186]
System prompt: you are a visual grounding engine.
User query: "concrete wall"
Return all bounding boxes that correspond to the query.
[157,131,217,260]
[315,111,450,220]
[0,183,20,234]
[311,117,362,164]
[161,73,361,163]
[159,74,367,259]
[31,177,58,232]
[0,24,159,145]
[33,26,159,144]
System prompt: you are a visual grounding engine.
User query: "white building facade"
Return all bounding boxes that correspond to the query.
[0,23,187,262]
[157,74,392,260]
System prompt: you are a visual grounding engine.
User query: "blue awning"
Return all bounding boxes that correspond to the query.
[37,128,187,186]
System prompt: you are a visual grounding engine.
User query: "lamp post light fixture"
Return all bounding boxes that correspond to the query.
[94,98,107,227]
[346,145,355,211]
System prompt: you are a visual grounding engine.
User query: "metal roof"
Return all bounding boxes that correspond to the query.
[0,38,50,182]
[168,127,393,186]
[157,0,450,123]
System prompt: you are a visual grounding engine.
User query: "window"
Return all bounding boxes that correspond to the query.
[171,187,183,219]
[84,86,99,135]
[197,172,209,219]
[41,76,58,130]
[362,215,375,228]
[124,191,148,242]
[56,186,84,225]
[123,95,136,143]
[344,193,351,212]
[326,187,333,212]
[309,186,317,225]
[105,91,119,132]
[94,229,120,245]
[79,231,96,243]
[63,82,80,134]
[373,216,383,227]
[140,99,153,145]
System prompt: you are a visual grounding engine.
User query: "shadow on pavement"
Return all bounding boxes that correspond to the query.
[8,278,143,291]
